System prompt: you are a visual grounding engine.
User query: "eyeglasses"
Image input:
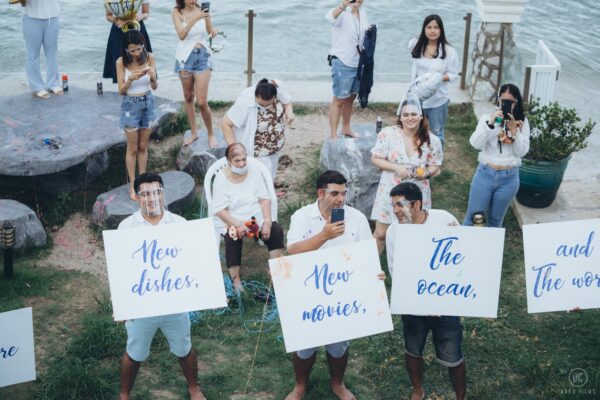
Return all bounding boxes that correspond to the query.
[324,189,348,197]
[138,188,163,198]
[400,112,420,118]
[393,199,415,208]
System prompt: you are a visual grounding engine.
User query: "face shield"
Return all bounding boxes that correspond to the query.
[396,92,423,117]
[319,186,349,215]
[138,183,165,217]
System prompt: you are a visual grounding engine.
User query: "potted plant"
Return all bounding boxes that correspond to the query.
[517,99,595,208]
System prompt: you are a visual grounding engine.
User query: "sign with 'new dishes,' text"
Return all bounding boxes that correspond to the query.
[269,239,393,353]
[390,224,505,318]
[103,218,227,321]
[523,219,600,313]
[0,307,36,388]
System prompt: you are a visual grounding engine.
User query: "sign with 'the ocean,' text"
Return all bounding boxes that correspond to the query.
[523,219,600,313]
[0,307,36,388]
[103,218,227,321]
[390,224,504,318]
[269,239,393,353]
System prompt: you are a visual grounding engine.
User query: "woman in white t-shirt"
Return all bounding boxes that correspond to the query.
[212,144,284,291]
[409,14,459,146]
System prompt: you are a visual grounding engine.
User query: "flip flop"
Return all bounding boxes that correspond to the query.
[183,135,199,146]
[49,87,64,95]
[33,90,50,99]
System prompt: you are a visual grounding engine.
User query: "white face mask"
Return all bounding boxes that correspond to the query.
[230,164,248,175]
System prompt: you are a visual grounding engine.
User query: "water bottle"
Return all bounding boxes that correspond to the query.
[494,106,502,125]
[62,74,69,93]
[376,116,382,133]
[97,79,103,96]
[471,212,486,227]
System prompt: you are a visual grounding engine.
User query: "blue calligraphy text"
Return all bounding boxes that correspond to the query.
[417,279,476,299]
[131,239,182,270]
[555,231,595,258]
[132,267,195,296]
[304,263,354,295]
[531,263,564,298]
[301,300,363,322]
[429,237,465,270]
[0,346,19,359]
[571,272,600,288]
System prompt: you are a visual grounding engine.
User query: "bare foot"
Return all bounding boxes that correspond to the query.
[232,276,244,293]
[207,134,218,149]
[331,382,355,400]
[189,386,206,400]
[330,135,339,141]
[285,385,306,400]
[340,131,358,138]
[184,133,199,146]
[129,186,137,201]
[410,388,425,400]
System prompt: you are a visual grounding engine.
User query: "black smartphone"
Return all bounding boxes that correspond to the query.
[200,1,210,11]
[331,208,345,223]
[348,0,357,3]
[501,99,514,120]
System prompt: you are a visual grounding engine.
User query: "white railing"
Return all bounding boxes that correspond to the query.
[523,40,561,105]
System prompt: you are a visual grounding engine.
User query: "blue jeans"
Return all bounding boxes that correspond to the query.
[402,315,463,367]
[331,57,359,99]
[463,163,520,227]
[22,14,60,91]
[423,101,449,145]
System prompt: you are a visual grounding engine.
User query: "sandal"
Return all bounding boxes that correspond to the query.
[33,90,50,99]
[49,87,64,95]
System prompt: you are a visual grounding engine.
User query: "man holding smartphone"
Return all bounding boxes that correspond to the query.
[326,0,369,140]
[285,170,372,400]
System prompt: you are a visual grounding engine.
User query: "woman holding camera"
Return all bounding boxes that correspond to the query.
[117,30,158,200]
[213,143,284,291]
[409,14,458,146]
[463,83,530,227]
[172,0,218,147]
[370,97,443,254]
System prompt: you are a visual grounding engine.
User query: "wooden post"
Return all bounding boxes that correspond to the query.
[460,13,472,90]
[498,24,505,90]
[523,66,532,104]
[245,9,257,87]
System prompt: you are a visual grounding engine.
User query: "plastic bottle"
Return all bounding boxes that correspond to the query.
[472,212,486,227]
[97,79,103,96]
[376,116,382,133]
[62,74,69,93]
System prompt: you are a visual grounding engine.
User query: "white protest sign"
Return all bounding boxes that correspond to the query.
[523,218,600,313]
[390,224,504,318]
[103,218,227,321]
[0,307,36,388]
[269,238,393,353]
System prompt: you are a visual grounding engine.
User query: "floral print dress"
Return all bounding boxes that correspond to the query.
[370,125,443,223]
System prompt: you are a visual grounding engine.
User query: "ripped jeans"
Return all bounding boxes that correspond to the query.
[423,100,449,146]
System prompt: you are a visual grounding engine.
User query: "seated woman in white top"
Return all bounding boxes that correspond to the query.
[463,83,530,227]
[221,79,295,178]
[213,143,285,291]
[172,0,218,147]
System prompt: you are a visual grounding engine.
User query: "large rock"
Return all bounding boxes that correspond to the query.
[176,129,228,179]
[92,170,196,228]
[0,199,47,250]
[320,123,381,218]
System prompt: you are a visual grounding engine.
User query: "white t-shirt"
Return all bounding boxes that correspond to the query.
[25,0,59,19]
[118,209,186,230]
[326,7,369,68]
[212,163,271,234]
[385,209,458,277]
[226,80,291,153]
[287,201,372,249]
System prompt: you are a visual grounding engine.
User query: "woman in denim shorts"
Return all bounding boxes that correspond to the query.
[116,30,158,200]
[172,0,219,147]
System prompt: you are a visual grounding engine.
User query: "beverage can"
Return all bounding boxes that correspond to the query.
[62,74,69,93]
[97,80,103,96]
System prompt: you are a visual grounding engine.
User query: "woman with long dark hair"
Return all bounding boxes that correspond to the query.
[172,0,218,147]
[463,83,530,227]
[370,97,443,253]
[410,14,458,146]
[116,30,158,200]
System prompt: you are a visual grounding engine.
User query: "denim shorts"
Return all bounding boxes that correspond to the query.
[125,313,192,362]
[120,92,156,130]
[331,57,359,99]
[174,47,212,74]
[402,315,464,367]
[296,340,349,360]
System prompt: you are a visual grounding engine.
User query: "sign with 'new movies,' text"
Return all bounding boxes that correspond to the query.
[390,224,505,318]
[269,239,393,353]
[103,218,227,321]
[0,307,36,388]
[523,218,600,313]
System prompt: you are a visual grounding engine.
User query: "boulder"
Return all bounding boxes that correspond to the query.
[92,170,196,228]
[320,123,382,218]
[0,199,47,250]
[176,129,228,180]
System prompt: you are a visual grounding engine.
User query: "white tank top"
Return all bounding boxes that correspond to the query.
[175,12,209,64]
[124,68,152,95]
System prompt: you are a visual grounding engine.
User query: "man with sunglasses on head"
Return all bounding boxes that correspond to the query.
[284,169,372,400]
[117,172,206,400]
[386,182,466,400]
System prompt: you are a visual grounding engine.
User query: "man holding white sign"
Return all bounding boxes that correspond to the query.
[116,173,205,400]
[386,182,466,400]
[284,170,378,400]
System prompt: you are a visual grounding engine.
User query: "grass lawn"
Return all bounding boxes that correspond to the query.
[1,103,599,400]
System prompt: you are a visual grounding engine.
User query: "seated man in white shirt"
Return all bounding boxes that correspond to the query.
[285,170,373,400]
[118,173,205,400]
[385,182,466,400]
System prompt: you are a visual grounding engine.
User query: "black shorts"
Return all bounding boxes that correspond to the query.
[223,221,284,267]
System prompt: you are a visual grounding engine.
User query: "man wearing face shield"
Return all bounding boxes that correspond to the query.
[117,173,206,400]
[212,143,285,291]
[385,182,466,400]
[221,78,295,178]
[284,170,375,400]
